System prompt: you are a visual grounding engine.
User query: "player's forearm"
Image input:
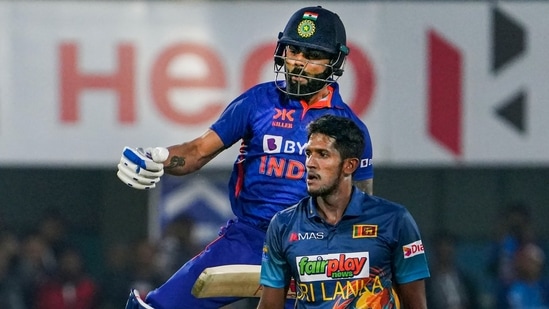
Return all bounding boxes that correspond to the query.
[396,280,428,309]
[163,129,225,175]
[257,286,287,309]
[164,143,214,175]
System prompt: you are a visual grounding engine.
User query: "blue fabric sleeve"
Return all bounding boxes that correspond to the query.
[210,92,254,147]
[392,210,430,284]
[260,214,291,288]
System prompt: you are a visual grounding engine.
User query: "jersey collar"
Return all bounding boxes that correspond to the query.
[300,85,334,112]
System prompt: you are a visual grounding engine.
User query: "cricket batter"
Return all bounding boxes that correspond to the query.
[118,6,374,309]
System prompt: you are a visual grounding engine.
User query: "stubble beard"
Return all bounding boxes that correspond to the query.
[308,173,343,198]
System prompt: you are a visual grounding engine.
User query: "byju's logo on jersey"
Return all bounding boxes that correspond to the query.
[263,135,283,154]
[262,135,307,155]
[403,240,425,259]
[296,252,369,282]
[260,135,307,180]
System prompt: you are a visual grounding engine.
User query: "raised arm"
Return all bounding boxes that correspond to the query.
[164,129,226,176]
[117,129,226,190]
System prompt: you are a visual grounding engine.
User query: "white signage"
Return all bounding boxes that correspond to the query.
[0,2,548,166]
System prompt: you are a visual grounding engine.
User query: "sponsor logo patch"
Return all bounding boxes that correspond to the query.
[403,240,424,259]
[272,108,295,129]
[263,135,283,153]
[261,135,307,155]
[289,232,325,242]
[273,108,295,121]
[295,252,369,282]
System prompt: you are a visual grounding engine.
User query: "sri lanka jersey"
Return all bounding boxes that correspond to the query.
[260,188,430,309]
[210,81,373,229]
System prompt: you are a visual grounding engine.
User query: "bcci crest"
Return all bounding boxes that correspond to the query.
[297,19,316,38]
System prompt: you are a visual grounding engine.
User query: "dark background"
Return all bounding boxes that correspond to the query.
[2,166,548,279]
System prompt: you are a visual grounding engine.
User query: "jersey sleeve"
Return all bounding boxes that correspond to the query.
[259,213,292,289]
[392,210,430,284]
[210,92,254,147]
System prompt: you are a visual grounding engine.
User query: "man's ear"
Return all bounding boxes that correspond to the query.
[343,158,360,175]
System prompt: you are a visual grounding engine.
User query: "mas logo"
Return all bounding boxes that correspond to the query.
[403,240,425,259]
[296,252,369,282]
[289,231,325,242]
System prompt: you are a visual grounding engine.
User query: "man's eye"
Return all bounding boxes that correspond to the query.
[307,51,324,60]
[288,46,299,54]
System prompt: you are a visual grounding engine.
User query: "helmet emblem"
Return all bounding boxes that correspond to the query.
[297,19,316,38]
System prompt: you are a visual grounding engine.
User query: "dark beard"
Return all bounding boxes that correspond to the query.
[286,68,332,101]
[308,173,342,198]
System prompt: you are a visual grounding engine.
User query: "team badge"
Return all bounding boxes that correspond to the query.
[261,245,270,262]
[353,224,378,238]
[297,19,316,38]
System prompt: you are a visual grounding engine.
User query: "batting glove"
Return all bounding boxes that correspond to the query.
[117,146,169,190]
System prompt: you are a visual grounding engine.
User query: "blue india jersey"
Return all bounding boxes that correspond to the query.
[260,188,430,308]
[210,81,373,229]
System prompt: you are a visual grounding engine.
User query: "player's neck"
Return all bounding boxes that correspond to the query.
[304,87,331,106]
[315,185,352,225]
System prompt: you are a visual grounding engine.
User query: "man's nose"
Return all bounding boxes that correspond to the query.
[306,156,317,168]
[287,53,308,67]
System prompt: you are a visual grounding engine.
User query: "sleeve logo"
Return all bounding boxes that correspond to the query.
[402,240,424,259]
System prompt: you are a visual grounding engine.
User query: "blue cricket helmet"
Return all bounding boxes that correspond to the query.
[274,6,349,75]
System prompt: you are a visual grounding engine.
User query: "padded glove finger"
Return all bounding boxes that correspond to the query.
[122,147,164,172]
[116,168,158,190]
[117,146,167,190]
[117,162,161,186]
[119,156,164,178]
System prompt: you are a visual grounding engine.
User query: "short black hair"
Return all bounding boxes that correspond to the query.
[306,115,364,160]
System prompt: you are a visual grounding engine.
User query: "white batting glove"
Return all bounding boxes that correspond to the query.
[117,146,169,190]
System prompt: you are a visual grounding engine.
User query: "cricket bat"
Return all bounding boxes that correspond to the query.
[191,264,296,299]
